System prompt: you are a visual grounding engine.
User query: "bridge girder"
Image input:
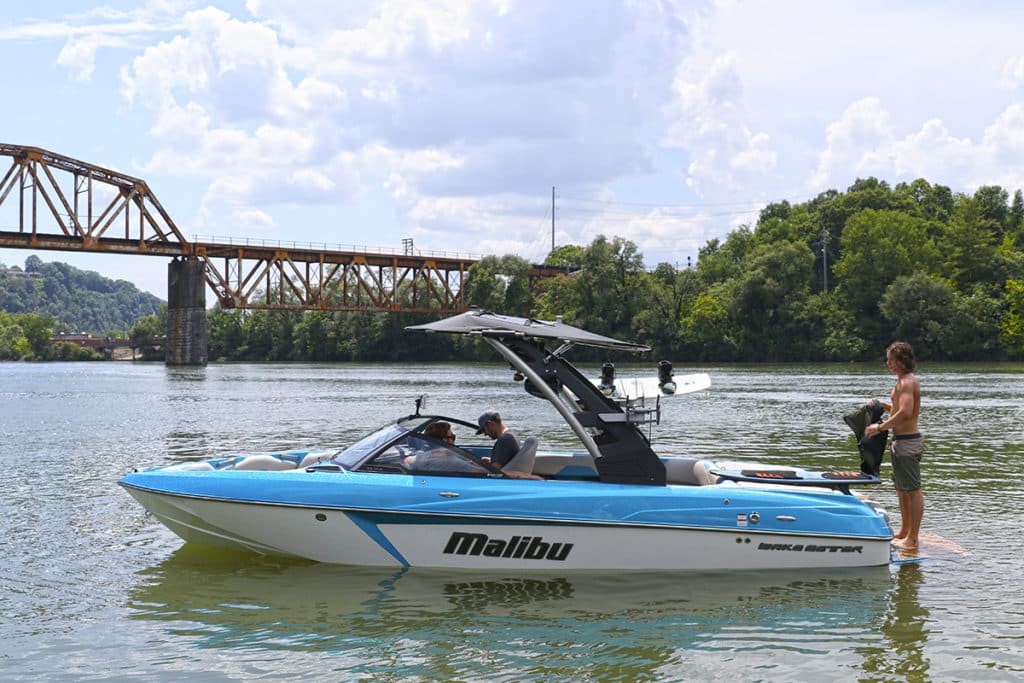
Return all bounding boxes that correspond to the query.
[0,144,486,313]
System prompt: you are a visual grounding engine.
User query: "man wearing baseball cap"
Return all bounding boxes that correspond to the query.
[476,410,520,468]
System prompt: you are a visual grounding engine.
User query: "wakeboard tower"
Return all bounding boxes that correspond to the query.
[409,310,669,485]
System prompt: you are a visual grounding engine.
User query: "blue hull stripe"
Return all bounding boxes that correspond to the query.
[345,511,410,566]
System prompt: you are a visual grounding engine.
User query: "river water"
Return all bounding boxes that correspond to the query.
[1,361,1022,681]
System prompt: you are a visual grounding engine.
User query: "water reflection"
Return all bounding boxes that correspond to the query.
[164,367,207,382]
[129,547,898,679]
[860,563,930,681]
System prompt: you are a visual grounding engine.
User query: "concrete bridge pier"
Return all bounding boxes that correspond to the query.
[166,258,208,366]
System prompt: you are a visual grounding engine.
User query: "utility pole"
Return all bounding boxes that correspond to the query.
[821,227,830,292]
[551,186,555,252]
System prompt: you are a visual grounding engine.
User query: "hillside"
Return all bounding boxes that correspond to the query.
[0,255,164,334]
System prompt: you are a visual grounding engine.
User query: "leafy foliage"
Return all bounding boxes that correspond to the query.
[4,177,1023,363]
[0,257,163,334]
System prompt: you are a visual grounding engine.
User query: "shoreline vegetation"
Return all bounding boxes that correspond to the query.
[2,177,1023,363]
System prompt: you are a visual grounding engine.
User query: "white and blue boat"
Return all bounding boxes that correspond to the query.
[120,311,893,570]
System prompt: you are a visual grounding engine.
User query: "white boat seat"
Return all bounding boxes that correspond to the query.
[231,454,299,471]
[662,457,702,485]
[663,458,721,485]
[691,459,722,485]
[297,452,333,469]
[503,436,538,474]
[163,461,215,471]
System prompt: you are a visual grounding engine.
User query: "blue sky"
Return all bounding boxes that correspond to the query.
[2,0,1023,297]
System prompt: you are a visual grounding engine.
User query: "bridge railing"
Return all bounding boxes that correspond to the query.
[191,234,483,263]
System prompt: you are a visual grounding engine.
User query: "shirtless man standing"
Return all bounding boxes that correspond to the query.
[865,341,923,550]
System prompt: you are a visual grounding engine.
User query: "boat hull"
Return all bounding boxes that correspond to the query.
[122,483,892,571]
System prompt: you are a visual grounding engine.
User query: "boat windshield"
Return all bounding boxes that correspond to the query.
[330,416,497,476]
[331,423,409,469]
[363,434,493,476]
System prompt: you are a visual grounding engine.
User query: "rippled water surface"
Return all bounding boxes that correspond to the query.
[2,361,1023,681]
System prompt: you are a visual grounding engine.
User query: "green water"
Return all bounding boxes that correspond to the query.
[1,361,1022,681]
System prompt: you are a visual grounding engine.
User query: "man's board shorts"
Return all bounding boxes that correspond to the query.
[890,433,924,491]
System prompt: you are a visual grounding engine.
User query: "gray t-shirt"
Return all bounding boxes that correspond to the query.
[491,430,520,468]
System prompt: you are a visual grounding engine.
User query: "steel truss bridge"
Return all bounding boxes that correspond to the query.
[0,144,560,313]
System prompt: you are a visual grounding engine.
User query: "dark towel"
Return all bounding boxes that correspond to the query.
[842,400,888,476]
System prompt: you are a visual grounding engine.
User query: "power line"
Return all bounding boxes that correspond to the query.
[558,206,762,220]
[559,193,816,209]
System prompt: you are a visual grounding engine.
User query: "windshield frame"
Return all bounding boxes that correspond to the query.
[330,415,502,477]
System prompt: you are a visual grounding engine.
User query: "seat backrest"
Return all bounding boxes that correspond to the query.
[503,436,538,474]
[663,457,702,485]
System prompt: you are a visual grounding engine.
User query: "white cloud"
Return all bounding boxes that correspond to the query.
[666,51,777,201]
[999,55,1024,90]
[810,97,894,188]
[56,36,101,80]
[810,98,1024,195]
[233,208,275,229]
[5,0,1024,280]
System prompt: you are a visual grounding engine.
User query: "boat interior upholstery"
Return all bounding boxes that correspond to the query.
[162,445,720,486]
[503,436,539,474]
[530,453,719,486]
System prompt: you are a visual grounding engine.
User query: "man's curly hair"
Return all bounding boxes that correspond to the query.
[886,341,916,372]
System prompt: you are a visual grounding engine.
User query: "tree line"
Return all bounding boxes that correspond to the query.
[186,176,1024,363]
[3,176,1023,362]
[0,255,164,360]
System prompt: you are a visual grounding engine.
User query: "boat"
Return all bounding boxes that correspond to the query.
[119,310,894,570]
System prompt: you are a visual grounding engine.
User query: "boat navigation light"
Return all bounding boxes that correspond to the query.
[414,395,428,415]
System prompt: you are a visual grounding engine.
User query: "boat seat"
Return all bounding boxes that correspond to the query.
[163,461,215,471]
[691,459,722,485]
[297,451,333,469]
[663,457,701,485]
[662,458,721,486]
[231,454,299,471]
[532,453,597,478]
[503,436,538,474]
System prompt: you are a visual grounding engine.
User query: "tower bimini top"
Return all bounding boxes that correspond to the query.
[408,310,667,486]
[407,310,650,353]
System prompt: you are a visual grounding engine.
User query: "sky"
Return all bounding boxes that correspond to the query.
[2,0,1023,298]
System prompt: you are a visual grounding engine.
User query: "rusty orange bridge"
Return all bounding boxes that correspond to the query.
[0,144,564,364]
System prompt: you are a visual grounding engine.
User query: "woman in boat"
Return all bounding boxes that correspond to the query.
[405,422,486,474]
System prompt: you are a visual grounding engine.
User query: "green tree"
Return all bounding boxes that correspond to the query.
[833,209,938,319]
[130,313,165,358]
[973,185,1010,236]
[877,273,998,359]
[802,291,869,360]
[1010,189,1024,245]
[573,236,645,337]
[725,241,816,359]
[544,245,586,270]
[1000,279,1024,357]
[632,264,702,354]
[942,198,999,290]
[696,227,753,285]
[16,313,54,358]
[894,178,955,224]
[464,255,532,315]
[0,311,32,359]
[207,307,247,360]
[679,286,736,360]
[532,272,579,322]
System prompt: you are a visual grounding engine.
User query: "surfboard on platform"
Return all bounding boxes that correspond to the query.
[890,531,968,564]
[591,373,711,399]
